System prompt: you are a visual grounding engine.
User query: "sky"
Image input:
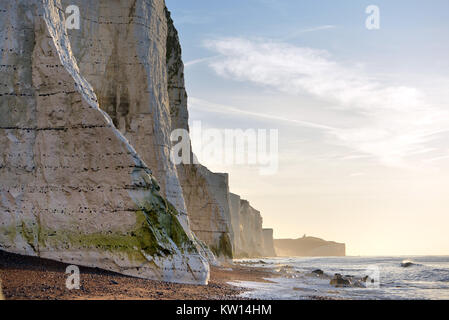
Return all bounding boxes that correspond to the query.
[165,0,449,256]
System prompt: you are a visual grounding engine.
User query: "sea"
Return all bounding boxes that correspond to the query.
[230,256,449,300]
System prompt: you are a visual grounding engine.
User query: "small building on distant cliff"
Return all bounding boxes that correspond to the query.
[274,236,346,257]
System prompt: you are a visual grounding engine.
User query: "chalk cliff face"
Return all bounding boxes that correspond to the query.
[229,197,276,258]
[62,0,188,225]
[274,237,346,257]
[177,166,233,259]
[229,193,242,255]
[60,0,218,263]
[229,197,266,258]
[0,0,209,284]
[240,200,265,258]
[165,10,233,259]
[262,229,276,257]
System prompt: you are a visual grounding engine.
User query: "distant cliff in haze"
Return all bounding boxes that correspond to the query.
[274,236,346,257]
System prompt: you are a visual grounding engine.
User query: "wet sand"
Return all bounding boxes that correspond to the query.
[0,250,274,300]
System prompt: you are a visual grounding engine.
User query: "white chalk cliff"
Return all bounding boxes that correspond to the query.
[229,194,274,258]
[0,0,209,285]
[165,9,233,259]
[262,229,276,257]
[0,0,280,286]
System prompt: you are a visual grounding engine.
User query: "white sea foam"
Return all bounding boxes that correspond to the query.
[231,256,449,300]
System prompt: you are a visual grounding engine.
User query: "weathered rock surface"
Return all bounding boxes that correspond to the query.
[262,228,276,257]
[274,236,346,257]
[165,9,233,259]
[230,197,265,258]
[229,194,276,258]
[400,261,415,268]
[60,0,218,264]
[176,165,234,259]
[329,273,366,288]
[62,0,188,225]
[0,0,209,285]
[229,193,242,256]
[330,274,350,287]
[311,269,324,276]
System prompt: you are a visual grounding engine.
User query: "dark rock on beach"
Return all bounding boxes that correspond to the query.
[330,274,351,287]
[312,269,324,276]
[401,262,415,268]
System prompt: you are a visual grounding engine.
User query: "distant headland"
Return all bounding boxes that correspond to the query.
[274,236,346,257]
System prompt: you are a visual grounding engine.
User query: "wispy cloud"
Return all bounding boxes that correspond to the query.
[281,25,336,41]
[202,37,449,168]
[301,25,336,32]
[185,56,220,68]
[189,97,336,131]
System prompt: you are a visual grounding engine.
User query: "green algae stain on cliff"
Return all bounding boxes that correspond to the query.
[35,207,191,263]
[210,233,233,259]
[0,173,196,265]
[31,186,194,262]
[0,200,192,264]
[38,226,147,263]
[1,224,17,244]
[20,221,37,251]
[138,188,193,254]
[0,220,39,253]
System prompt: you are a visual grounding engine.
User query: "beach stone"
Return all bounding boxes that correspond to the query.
[312,269,324,276]
[401,262,414,268]
[330,274,351,287]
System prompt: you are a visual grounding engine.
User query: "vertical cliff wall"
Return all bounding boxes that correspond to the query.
[175,164,234,259]
[165,9,233,259]
[229,193,242,256]
[0,0,209,285]
[61,0,189,226]
[230,199,265,258]
[262,229,276,257]
[60,0,219,262]
[230,194,276,258]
